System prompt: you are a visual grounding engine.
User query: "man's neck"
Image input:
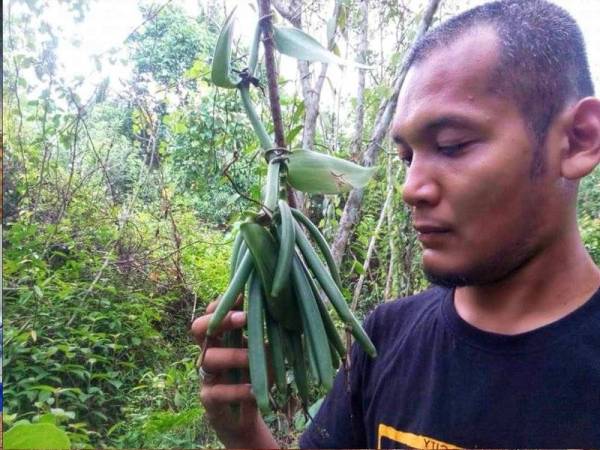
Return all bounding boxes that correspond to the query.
[454,228,600,335]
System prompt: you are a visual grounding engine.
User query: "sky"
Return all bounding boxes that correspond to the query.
[26,0,600,104]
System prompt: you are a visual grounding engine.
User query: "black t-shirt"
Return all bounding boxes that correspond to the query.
[299,286,600,448]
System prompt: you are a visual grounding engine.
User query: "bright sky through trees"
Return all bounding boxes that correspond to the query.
[34,0,600,107]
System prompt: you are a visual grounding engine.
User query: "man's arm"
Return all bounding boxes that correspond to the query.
[191,300,278,449]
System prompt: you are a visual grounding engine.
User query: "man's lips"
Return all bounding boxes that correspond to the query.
[413,222,451,234]
[413,222,452,244]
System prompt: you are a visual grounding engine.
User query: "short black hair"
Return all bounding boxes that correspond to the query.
[407,0,594,153]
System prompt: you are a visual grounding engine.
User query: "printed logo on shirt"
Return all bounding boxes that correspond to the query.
[377,423,462,449]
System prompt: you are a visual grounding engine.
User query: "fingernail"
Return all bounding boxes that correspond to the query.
[231,311,245,322]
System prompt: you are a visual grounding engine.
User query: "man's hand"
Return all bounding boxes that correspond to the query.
[191,299,278,449]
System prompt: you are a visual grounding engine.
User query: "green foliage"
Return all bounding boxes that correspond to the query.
[3,218,168,445]
[163,92,260,224]
[108,356,220,448]
[578,168,600,264]
[3,0,599,448]
[581,215,600,264]
[342,162,426,316]
[4,422,71,450]
[292,397,324,433]
[128,5,211,87]
[2,190,229,447]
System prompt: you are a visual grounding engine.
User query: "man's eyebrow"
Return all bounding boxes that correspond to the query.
[425,115,477,132]
[392,114,478,147]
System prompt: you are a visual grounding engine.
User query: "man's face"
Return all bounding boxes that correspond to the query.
[391,27,562,287]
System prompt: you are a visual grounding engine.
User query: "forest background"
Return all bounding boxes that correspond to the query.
[3,0,599,447]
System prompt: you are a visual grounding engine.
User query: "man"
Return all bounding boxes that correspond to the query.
[191,0,600,447]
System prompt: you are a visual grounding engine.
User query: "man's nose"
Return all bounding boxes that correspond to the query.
[401,159,441,208]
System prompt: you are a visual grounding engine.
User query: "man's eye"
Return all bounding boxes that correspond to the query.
[437,142,469,155]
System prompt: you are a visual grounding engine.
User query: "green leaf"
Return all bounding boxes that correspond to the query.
[293,397,324,430]
[285,125,303,143]
[248,21,261,76]
[33,285,43,299]
[4,423,71,449]
[291,100,305,124]
[273,26,372,69]
[50,408,76,421]
[211,8,240,88]
[31,385,57,393]
[352,260,366,275]
[287,150,376,194]
[36,414,57,425]
[185,57,209,80]
[338,4,348,38]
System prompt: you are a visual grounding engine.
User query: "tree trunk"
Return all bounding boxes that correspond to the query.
[350,0,369,159]
[331,0,441,268]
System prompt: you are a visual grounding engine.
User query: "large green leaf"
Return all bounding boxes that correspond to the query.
[4,423,71,449]
[287,150,376,194]
[211,8,239,88]
[273,26,372,69]
[248,21,261,76]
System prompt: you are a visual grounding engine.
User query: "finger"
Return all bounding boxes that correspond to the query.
[190,310,247,344]
[205,298,220,314]
[205,293,243,315]
[202,348,249,372]
[200,383,255,408]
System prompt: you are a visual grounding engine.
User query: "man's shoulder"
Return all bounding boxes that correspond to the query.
[370,285,449,321]
[363,285,450,342]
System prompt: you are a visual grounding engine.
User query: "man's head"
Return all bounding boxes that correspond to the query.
[407,0,594,175]
[391,0,600,288]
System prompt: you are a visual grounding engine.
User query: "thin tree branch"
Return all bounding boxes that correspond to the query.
[222,151,266,209]
[350,165,400,311]
[123,0,175,44]
[384,155,400,299]
[67,98,161,326]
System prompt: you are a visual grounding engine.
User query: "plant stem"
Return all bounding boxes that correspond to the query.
[239,84,274,150]
[265,160,280,212]
[258,0,286,149]
[256,0,298,209]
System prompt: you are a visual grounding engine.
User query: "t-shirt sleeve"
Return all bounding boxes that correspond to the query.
[298,314,374,448]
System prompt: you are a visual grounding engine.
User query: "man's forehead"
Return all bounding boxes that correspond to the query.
[394,26,501,132]
[403,26,500,99]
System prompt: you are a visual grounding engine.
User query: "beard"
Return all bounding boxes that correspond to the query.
[424,268,470,288]
[423,221,542,288]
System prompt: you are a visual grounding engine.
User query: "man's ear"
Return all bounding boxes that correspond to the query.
[562,97,600,180]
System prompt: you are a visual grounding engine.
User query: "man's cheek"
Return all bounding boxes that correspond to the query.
[456,179,504,222]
